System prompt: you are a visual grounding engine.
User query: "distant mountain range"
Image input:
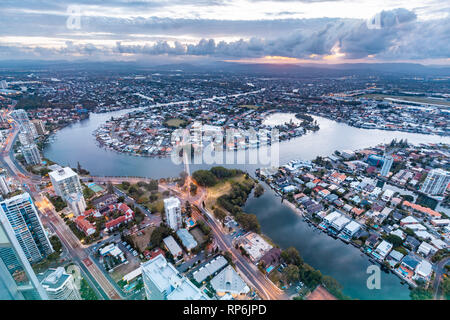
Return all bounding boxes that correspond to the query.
[0,59,449,77]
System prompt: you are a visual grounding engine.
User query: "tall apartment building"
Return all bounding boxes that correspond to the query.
[21,144,42,165]
[11,109,37,138]
[39,267,81,300]
[142,254,208,300]
[0,130,6,144]
[18,131,33,146]
[31,119,46,136]
[0,193,53,265]
[421,168,450,196]
[49,167,83,200]
[0,211,49,300]
[66,192,86,216]
[164,197,182,231]
[0,172,10,196]
[10,109,29,123]
[380,155,394,177]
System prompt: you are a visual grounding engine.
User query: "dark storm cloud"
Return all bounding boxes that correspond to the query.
[109,8,449,60]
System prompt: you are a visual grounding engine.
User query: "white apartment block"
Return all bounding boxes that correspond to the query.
[164,197,182,231]
[49,167,83,200]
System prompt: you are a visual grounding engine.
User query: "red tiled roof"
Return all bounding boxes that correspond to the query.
[75,216,95,235]
[403,201,441,218]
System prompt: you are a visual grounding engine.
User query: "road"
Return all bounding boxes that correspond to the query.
[433,257,450,299]
[156,170,287,300]
[194,205,288,300]
[39,204,122,300]
[92,174,287,299]
[41,212,108,300]
[1,108,285,300]
[1,113,122,300]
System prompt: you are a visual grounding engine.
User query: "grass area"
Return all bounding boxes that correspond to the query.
[48,195,67,212]
[129,226,156,252]
[205,174,247,211]
[165,118,187,128]
[80,278,99,300]
[238,104,260,109]
[189,226,206,245]
[116,182,165,213]
[361,94,450,107]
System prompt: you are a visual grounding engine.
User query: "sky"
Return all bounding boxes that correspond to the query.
[0,0,449,65]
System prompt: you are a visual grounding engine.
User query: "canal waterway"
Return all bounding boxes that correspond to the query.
[44,110,450,299]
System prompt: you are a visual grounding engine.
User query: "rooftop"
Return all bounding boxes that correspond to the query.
[176,228,198,250]
[49,167,78,182]
[39,267,71,291]
[141,254,207,300]
[163,235,183,256]
[210,265,249,295]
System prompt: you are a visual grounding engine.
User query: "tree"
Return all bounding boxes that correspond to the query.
[128,185,138,195]
[223,251,234,267]
[281,247,303,266]
[190,183,197,196]
[214,208,227,222]
[121,181,130,190]
[441,276,450,300]
[383,234,403,247]
[185,201,192,217]
[300,263,323,288]
[284,264,300,283]
[401,194,414,202]
[410,287,433,300]
[150,225,171,247]
[236,213,261,233]
[150,200,165,214]
[210,166,243,179]
[192,170,218,187]
[178,171,187,187]
[254,184,264,198]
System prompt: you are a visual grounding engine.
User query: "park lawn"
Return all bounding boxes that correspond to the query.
[165,118,187,128]
[205,174,248,211]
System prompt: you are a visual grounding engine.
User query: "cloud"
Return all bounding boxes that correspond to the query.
[107,8,449,61]
[0,5,448,62]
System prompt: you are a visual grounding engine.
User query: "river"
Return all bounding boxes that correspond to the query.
[44,110,450,300]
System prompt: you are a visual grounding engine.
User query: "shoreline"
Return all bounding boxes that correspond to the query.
[93,111,319,159]
[256,176,416,292]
